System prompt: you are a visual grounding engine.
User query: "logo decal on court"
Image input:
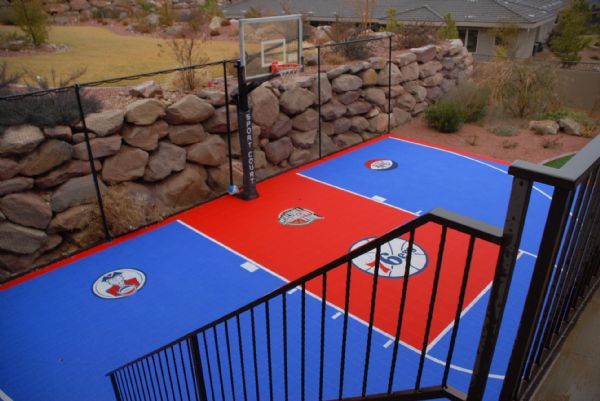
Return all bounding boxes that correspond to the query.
[350,237,428,278]
[278,207,323,226]
[365,159,398,171]
[92,269,146,299]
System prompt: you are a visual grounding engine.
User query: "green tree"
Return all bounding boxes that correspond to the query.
[437,13,458,40]
[549,0,593,64]
[11,0,49,46]
[491,23,520,58]
[385,8,402,34]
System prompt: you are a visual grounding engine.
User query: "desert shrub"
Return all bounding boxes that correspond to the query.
[322,50,347,65]
[0,62,23,95]
[158,0,175,26]
[160,33,210,91]
[400,22,438,48]
[0,31,31,51]
[491,23,520,58]
[549,0,593,65]
[491,125,518,137]
[137,0,155,14]
[444,82,490,123]
[385,8,402,34]
[541,108,598,135]
[0,67,100,129]
[438,13,459,40]
[425,101,466,133]
[478,60,559,118]
[243,7,263,19]
[11,0,49,46]
[325,17,373,60]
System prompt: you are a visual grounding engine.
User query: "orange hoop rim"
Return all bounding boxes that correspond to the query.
[271,61,303,74]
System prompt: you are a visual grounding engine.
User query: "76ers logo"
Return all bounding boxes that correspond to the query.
[92,269,146,299]
[365,159,398,171]
[350,237,428,278]
[278,207,323,226]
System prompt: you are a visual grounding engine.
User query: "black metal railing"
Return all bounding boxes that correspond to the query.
[498,135,600,400]
[107,208,506,401]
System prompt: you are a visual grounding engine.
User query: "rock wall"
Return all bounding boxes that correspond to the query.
[0,40,473,283]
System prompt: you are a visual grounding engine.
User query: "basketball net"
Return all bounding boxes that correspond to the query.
[271,61,303,85]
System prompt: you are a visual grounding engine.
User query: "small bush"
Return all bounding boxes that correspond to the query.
[438,13,459,40]
[400,22,438,48]
[158,0,175,27]
[425,101,466,133]
[541,108,597,136]
[337,33,373,60]
[491,125,518,137]
[444,82,490,123]
[11,0,49,46]
[200,0,224,19]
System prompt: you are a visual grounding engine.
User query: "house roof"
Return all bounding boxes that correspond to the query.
[223,0,565,25]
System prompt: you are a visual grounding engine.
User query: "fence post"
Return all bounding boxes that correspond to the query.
[317,45,322,159]
[189,334,209,401]
[387,34,392,134]
[109,373,123,401]
[223,61,235,193]
[74,84,111,241]
[467,177,533,400]
[499,187,574,400]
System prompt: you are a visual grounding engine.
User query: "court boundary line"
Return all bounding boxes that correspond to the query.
[0,388,14,401]
[176,220,506,380]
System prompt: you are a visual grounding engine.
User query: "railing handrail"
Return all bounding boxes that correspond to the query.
[509,134,600,189]
[106,207,502,375]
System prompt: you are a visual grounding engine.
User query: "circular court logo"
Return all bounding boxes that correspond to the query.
[92,269,146,299]
[350,237,428,278]
[365,159,398,171]
[278,207,323,226]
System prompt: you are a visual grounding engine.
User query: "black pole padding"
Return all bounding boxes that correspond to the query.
[74,84,112,241]
[234,62,259,200]
[317,46,322,159]
[223,61,235,193]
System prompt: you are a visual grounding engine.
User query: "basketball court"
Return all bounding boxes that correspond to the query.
[0,134,552,401]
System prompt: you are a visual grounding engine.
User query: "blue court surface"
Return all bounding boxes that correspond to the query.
[0,135,550,401]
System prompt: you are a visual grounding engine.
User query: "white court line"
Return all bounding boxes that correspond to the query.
[383,339,394,349]
[177,220,505,380]
[0,388,14,401]
[371,195,387,203]
[332,311,342,320]
[297,173,419,216]
[288,288,299,294]
[416,210,423,216]
[389,137,553,201]
[241,262,259,272]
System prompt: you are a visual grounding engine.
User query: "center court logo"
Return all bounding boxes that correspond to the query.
[92,269,146,299]
[365,159,398,171]
[350,237,428,278]
[278,207,323,226]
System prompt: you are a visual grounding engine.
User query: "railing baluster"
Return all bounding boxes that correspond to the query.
[144,357,158,401]
[186,338,201,401]
[338,261,352,400]
[250,308,260,401]
[111,373,124,401]
[301,282,306,401]
[224,321,237,401]
[171,347,184,400]
[443,235,476,386]
[362,246,382,397]
[158,351,173,401]
[178,342,192,401]
[212,327,226,401]
[135,363,149,401]
[236,315,248,401]
[318,272,327,401]
[388,230,415,393]
[282,293,289,401]
[265,300,274,401]
[202,332,216,401]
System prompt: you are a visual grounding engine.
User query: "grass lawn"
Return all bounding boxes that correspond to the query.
[544,154,574,169]
[1,25,240,86]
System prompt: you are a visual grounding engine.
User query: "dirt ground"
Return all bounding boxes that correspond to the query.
[395,116,593,164]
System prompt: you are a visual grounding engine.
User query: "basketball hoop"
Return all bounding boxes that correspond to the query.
[271,61,303,85]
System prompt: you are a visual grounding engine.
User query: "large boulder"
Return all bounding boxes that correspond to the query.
[155,164,211,210]
[262,113,292,139]
[288,149,313,167]
[0,158,21,181]
[143,142,186,182]
[187,135,228,167]
[559,118,582,136]
[292,109,319,132]
[363,87,386,108]
[350,116,370,133]
[337,90,360,105]
[332,74,363,93]
[204,105,238,134]
[48,204,96,233]
[0,177,34,196]
[311,73,332,103]
[334,117,352,134]
[334,133,362,148]
[83,110,124,137]
[280,87,316,115]
[320,100,347,121]
[249,86,279,129]
[264,137,293,165]
[51,174,106,213]
[72,136,122,160]
[394,52,417,67]
[165,95,215,124]
[129,80,163,99]
[393,108,411,126]
[411,45,437,63]
[529,120,559,135]
[419,61,443,78]
[35,160,101,189]
[207,160,243,190]
[0,192,52,229]
[361,69,378,86]
[326,65,350,80]
[197,89,227,107]
[346,101,372,116]
[396,93,417,111]
[168,124,207,145]
[102,146,149,184]
[125,99,166,125]
[0,125,44,156]
[401,62,420,82]
[0,222,48,255]
[426,87,443,101]
[290,130,318,149]
[368,114,392,133]
[422,73,444,87]
[377,63,402,86]
[19,140,72,176]
[122,120,169,151]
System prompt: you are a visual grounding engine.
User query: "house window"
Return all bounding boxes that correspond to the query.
[458,29,479,53]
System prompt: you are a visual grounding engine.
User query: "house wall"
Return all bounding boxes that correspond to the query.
[473,29,496,58]
[514,28,538,58]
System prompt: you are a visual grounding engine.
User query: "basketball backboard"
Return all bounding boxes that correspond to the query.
[239,14,303,81]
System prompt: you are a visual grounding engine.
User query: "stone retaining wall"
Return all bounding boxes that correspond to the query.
[0,40,473,283]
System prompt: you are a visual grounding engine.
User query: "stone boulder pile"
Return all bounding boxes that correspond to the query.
[0,39,473,282]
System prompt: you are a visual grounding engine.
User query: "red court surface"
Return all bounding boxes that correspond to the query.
[178,173,500,350]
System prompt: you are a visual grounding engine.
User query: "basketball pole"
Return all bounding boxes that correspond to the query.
[234,61,259,200]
